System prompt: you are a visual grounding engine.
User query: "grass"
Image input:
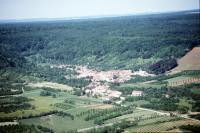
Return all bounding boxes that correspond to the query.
[126,100,150,107]
[0,88,103,119]
[105,109,156,123]
[20,114,95,132]
[27,81,73,91]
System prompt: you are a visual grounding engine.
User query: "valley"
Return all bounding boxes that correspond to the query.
[0,10,200,133]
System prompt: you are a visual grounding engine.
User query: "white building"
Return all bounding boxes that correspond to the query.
[132,90,144,97]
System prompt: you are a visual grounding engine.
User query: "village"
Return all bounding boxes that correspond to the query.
[75,65,153,103]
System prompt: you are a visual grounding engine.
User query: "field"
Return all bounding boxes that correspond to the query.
[27,81,73,91]
[126,118,200,132]
[171,47,200,74]
[20,114,96,132]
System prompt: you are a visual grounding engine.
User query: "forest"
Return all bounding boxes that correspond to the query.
[0,11,199,74]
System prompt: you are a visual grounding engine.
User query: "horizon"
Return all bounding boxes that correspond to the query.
[0,9,199,23]
[0,0,199,21]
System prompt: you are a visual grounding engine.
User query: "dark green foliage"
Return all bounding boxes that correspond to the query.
[56,111,74,120]
[180,124,200,133]
[189,114,200,120]
[0,124,39,133]
[0,88,23,96]
[0,11,199,71]
[40,90,53,96]
[0,96,33,113]
[191,100,200,112]
[0,103,32,113]
[63,78,91,88]
[148,58,177,74]
[37,125,54,133]
[141,97,179,111]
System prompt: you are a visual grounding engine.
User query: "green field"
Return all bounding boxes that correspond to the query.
[20,114,95,132]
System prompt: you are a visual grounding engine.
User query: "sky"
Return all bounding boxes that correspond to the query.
[0,0,199,20]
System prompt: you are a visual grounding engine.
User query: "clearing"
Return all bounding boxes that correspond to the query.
[170,47,200,74]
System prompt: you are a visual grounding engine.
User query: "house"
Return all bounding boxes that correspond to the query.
[108,91,122,98]
[132,90,144,96]
[120,97,125,101]
[115,100,122,105]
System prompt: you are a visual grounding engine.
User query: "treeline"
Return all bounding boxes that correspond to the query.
[0,124,54,133]
[0,110,56,122]
[0,125,39,133]
[0,103,32,113]
[84,105,136,124]
[0,88,23,96]
[189,114,200,120]
[141,97,179,111]
[0,96,33,113]
[0,110,74,122]
[180,124,200,133]
[56,111,74,120]
[54,103,74,110]
[84,120,137,133]
[148,58,177,74]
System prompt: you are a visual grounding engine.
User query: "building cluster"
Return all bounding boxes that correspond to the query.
[76,66,132,100]
[76,66,133,83]
[131,90,144,97]
[75,66,149,101]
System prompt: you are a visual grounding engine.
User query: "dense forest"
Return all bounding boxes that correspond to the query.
[0,11,200,73]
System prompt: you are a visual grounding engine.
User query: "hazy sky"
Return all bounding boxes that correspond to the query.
[0,0,199,20]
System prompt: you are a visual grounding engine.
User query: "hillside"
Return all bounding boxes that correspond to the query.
[0,11,199,73]
[170,47,200,74]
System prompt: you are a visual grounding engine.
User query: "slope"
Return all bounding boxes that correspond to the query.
[170,47,200,74]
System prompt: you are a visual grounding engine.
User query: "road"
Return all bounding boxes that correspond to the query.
[137,107,200,122]
[77,123,113,132]
[137,107,170,116]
